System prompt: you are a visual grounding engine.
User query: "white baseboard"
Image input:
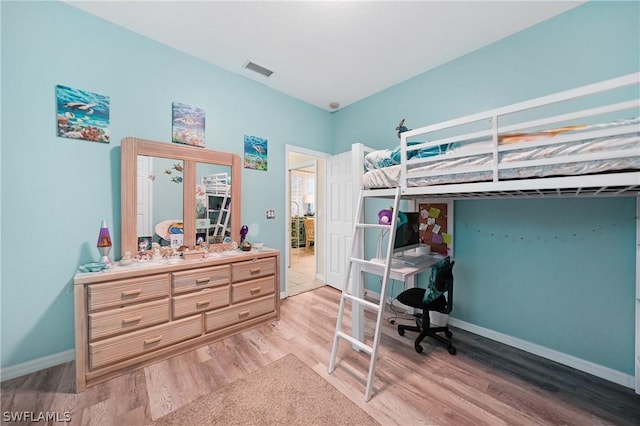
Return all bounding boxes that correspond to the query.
[368,289,634,389]
[448,318,635,389]
[1,349,75,383]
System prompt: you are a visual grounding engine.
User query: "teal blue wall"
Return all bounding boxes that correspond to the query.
[333,1,639,375]
[0,1,330,368]
[455,197,635,373]
[1,0,638,378]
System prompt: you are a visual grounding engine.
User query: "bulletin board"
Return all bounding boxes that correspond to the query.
[418,202,451,255]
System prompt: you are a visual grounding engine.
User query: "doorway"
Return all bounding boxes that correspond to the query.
[285,146,330,298]
[289,165,318,296]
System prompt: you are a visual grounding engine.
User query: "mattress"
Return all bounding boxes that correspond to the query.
[363,118,640,189]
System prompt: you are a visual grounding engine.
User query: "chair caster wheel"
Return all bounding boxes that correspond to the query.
[414,343,423,353]
[448,346,457,355]
[445,330,452,338]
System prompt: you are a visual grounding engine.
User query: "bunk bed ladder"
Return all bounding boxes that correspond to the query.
[212,186,231,237]
[204,172,231,238]
[328,186,401,401]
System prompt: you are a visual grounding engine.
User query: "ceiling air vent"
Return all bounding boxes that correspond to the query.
[244,61,274,77]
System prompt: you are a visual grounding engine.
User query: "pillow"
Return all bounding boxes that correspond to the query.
[364,149,399,171]
[423,256,452,304]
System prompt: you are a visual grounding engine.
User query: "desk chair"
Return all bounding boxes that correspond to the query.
[303,218,315,252]
[397,260,456,355]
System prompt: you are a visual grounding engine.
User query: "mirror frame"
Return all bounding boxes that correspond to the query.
[121,137,241,256]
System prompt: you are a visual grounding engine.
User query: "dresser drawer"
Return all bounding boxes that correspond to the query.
[232,276,275,303]
[173,265,231,294]
[232,258,276,282]
[89,316,201,370]
[89,298,170,341]
[88,274,170,312]
[204,295,275,333]
[172,286,230,319]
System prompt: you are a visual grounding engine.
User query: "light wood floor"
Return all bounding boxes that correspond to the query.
[2,286,639,425]
[288,247,324,296]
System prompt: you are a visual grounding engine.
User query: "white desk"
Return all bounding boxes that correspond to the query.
[360,253,444,314]
[361,253,443,286]
[347,253,444,352]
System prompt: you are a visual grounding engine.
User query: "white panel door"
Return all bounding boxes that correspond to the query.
[136,156,153,237]
[325,151,353,290]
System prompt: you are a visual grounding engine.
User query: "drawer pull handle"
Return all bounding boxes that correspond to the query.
[196,300,210,307]
[196,278,210,284]
[122,289,142,297]
[249,287,261,294]
[238,309,251,318]
[144,336,162,345]
[122,315,142,324]
[249,268,261,274]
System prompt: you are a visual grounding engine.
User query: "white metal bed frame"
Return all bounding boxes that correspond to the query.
[350,72,640,394]
[357,73,639,199]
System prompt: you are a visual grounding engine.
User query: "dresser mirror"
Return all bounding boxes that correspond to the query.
[137,156,184,245]
[121,137,241,257]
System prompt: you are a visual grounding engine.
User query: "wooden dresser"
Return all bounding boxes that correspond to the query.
[74,248,280,391]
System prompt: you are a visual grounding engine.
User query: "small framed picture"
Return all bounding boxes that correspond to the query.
[195,232,206,246]
[172,102,205,147]
[244,135,268,170]
[137,236,152,251]
[170,234,184,249]
[56,85,110,143]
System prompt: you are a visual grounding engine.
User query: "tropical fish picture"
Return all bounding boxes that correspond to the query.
[56,85,110,143]
[244,135,268,171]
[172,102,205,148]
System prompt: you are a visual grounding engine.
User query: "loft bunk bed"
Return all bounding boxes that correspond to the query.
[356,73,639,199]
[347,72,640,396]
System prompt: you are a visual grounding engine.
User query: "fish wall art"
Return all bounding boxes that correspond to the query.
[56,85,110,143]
[172,102,205,148]
[244,135,268,171]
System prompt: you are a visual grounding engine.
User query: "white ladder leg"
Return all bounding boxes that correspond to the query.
[328,187,402,401]
[328,187,365,373]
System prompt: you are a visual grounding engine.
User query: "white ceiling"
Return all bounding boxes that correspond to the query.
[65,1,584,111]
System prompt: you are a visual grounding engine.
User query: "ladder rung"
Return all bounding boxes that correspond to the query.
[337,331,373,355]
[342,293,381,311]
[362,188,399,198]
[350,257,394,270]
[355,223,392,229]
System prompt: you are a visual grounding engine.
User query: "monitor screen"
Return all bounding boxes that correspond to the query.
[393,212,420,253]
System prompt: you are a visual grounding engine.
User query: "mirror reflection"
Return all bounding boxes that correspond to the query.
[123,138,241,256]
[196,162,232,245]
[137,155,184,249]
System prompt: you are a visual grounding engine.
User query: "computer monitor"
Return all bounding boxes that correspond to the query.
[393,212,420,253]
